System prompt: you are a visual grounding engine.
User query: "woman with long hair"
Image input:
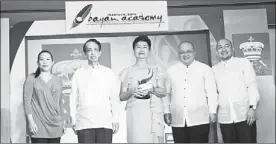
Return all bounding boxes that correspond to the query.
[119,36,169,143]
[23,50,65,143]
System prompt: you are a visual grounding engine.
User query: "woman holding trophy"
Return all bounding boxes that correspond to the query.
[119,36,169,143]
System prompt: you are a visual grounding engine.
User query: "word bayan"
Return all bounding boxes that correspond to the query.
[87,13,164,27]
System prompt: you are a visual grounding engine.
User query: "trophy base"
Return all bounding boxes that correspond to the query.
[134,95,150,100]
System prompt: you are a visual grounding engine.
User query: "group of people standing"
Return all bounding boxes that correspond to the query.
[23,36,260,143]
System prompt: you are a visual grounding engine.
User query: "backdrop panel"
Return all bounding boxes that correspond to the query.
[10,15,219,143]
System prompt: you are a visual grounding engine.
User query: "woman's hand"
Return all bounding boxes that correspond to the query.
[28,121,38,135]
[133,87,149,98]
[134,82,154,98]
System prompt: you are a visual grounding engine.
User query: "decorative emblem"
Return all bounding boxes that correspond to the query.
[239,36,269,75]
[70,48,82,59]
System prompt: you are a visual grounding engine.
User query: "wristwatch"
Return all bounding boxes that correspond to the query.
[249,105,256,110]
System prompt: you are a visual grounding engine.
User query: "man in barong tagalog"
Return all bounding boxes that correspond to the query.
[69,39,121,143]
[212,38,260,143]
[164,41,218,143]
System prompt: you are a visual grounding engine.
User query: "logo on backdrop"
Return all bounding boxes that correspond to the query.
[71,4,93,29]
[70,3,164,29]
[66,1,168,33]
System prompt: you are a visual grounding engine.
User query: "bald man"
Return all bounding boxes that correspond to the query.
[164,41,218,143]
[212,38,260,143]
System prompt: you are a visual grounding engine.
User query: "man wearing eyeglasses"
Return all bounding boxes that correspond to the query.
[164,41,218,143]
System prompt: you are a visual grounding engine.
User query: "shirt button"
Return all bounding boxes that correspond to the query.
[185,79,187,81]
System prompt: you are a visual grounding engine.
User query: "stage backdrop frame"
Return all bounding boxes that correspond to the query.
[24,29,212,143]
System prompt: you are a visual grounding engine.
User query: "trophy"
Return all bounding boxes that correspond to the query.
[134,68,154,100]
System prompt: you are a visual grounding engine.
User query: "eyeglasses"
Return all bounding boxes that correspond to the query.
[178,50,195,55]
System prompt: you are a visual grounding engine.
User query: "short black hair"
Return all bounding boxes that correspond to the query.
[83,39,102,53]
[132,36,151,51]
[217,38,233,49]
